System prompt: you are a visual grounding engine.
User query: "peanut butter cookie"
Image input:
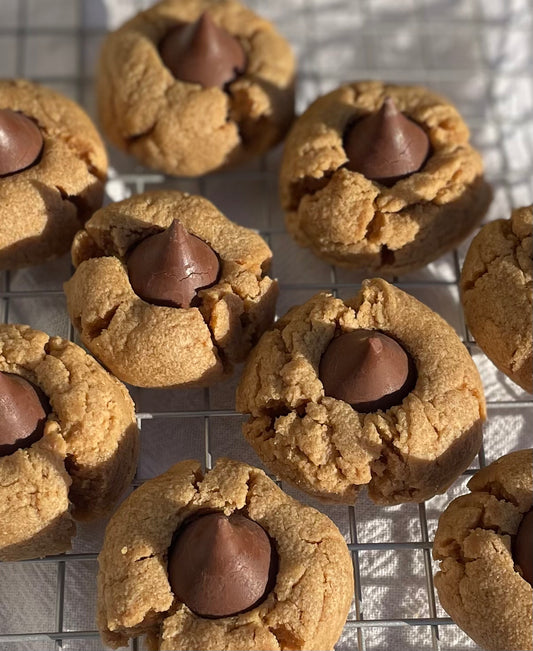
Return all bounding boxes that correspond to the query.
[0,79,107,270]
[433,449,533,651]
[97,0,295,176]
[236,278,485,504]
[461,205,533,393]
[64,190,278,388]
[0,324,138,562]
[279,81,491,274]
[97,458,353,651]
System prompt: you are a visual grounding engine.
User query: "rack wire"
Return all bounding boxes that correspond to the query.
[0,0,532,649]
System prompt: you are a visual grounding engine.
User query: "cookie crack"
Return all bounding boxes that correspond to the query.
[199,309,227,370]
[53,184,91,225]
[191,466,204,494]
[40,123,106,183]
[269,559,327,649]
[462,234,526,293]
[134,552,156,563]
[200,269,273,371]
[475,480,521,508]
[105,222,153,259]
[243,471,257,511]
[84,305,120,340]
[287,168,336,211]
[368,408,420,496]
[126,122,158,145]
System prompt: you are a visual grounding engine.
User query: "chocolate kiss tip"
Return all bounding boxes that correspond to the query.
[197,11,216,34]
[168,218,185,239]
[382,95,399,115]
[0,108,43,177]
[368,336,384,354]
[319,330,415,412]
[159,10,246,89]
[344,95,430,184]
[127,218,220,309]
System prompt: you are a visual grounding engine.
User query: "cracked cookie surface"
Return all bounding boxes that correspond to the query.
[433,449,533,651]
[236,278,485,505]
[279,81,491,274]
[97,0,295,176]
[97,457,353,651]
[0,79,107,270]
[461,205,533,392]
[64,190,278,388]
[0,323,139,561]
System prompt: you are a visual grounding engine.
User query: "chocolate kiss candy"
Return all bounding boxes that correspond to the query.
[514,509,533,585]
[0,108,43,177]
[128,220,220,309]
[168,512,275,618]
[344,96,430,185]
[159,11,246,89]
[0,372,49,456]
[319,329,415,412]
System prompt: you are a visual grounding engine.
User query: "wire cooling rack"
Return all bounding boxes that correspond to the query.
[1,0,532,650]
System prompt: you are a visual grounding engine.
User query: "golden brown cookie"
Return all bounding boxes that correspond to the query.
[64,190,278,388]
[0,323,139,561]
[0,79,107,270]
[433,449,533,651]
[279,81,492,274]
[97,0,295,176]
[236,278,485,504]
[97,457,353,651]
[461,205,533,393]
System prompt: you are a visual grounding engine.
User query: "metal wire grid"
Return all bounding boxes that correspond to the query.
[0,0,532,649]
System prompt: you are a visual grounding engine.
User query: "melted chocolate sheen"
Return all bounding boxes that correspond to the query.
[514,509,533,585]
[344,96,430,185]
[319,329,416,412]
[128,219,220,309]
[168,512,275,618]
[0,372,49,456]
[159,11,246,89]
[0,109,43,177]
